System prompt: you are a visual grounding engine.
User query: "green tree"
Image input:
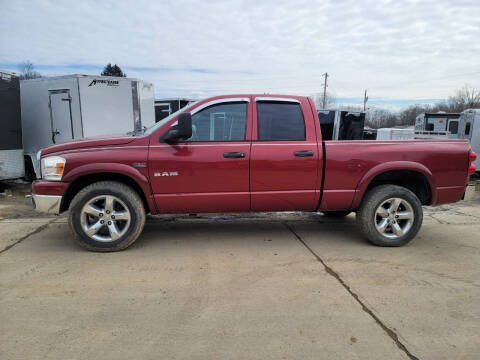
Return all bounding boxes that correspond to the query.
[101,63,127,77]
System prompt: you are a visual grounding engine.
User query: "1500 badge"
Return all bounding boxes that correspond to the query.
[154,171,179,177]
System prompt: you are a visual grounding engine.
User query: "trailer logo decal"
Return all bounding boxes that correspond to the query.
[154,171,179,177]
[88,79,119,87]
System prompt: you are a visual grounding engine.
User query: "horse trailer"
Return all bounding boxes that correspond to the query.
[415,112,461,136]
[20,75,155,178]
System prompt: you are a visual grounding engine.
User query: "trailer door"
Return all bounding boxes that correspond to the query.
[49,90,73,143]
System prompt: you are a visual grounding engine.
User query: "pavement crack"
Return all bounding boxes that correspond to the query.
[0,218,57,254]
[284,222,420,360]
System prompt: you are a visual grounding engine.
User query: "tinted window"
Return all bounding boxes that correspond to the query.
[448,120,458,134]
[186,102,247,142]
[465,122,471,135]
[257,102,305,141]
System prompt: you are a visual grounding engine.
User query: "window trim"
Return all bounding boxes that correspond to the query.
[255,97,300,104]
[256,101,306,142]
[191,97,250,115]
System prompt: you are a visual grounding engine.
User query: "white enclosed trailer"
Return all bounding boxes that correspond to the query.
[20,75,155,177]
[376,128,415,140]
[458,109,480,170]
[0,70,24,180]
[376,128,450,140]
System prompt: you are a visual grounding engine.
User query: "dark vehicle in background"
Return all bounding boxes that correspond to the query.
[154,98,195,122]
[318,110,365,140]
[0,70,24,180]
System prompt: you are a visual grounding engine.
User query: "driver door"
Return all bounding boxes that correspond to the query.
[148,98,252,213]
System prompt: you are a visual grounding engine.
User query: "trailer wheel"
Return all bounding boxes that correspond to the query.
[321,211,352,218]
[68,181,146,252]
[357,185,423,247]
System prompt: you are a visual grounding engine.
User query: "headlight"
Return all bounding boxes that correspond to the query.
[41,156,66,181]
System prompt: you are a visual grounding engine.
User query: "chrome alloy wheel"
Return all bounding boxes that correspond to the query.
[374,198,414,240]
[80,195,131,242]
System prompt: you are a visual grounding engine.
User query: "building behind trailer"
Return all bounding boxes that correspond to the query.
[21,75,155,177]
[154,98,196,122]
[0,70,24,180]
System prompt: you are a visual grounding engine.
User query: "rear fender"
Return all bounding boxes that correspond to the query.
[351,161,436,208]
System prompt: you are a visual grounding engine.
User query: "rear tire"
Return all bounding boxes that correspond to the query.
[322,211,352,218]
[357,185,423,247]
[68,181,146,252]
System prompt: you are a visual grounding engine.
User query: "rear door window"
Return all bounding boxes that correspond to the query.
[257,102,305,141]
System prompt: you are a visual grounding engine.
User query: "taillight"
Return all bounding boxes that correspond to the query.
[468,151,476,175]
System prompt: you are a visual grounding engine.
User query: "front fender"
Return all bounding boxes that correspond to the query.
[351,161,436,208]
[62,162,154,209]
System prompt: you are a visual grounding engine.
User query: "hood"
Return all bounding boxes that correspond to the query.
[41,133,136,156]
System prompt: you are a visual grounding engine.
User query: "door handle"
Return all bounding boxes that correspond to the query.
[52,129,60,143]
[294,150,314,157]
[223,152,246,158]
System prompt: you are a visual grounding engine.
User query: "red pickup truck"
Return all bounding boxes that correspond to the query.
[32,94,476,251]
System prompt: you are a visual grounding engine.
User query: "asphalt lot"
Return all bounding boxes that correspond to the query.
[1,181,479,360]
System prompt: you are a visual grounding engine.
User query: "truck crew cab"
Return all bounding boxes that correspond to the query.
[32,94,476,251]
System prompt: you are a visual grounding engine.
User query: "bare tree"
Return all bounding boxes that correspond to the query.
[18,60,42,80]
[313,92,336,109]
[447,84,480,111]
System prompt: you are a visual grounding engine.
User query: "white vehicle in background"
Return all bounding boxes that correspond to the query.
[0,70,24,180]
[20,75,155,179]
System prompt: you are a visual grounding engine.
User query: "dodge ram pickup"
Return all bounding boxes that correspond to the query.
[32,94,477,251]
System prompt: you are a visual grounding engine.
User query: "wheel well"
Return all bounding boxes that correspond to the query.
[365,170,432,205]
[60,173,150,213]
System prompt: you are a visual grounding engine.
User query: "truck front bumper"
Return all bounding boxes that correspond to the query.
[32,194,62,214]
[31,180,69,215]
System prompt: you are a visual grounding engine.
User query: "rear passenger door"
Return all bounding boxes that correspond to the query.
[250,98,320,211]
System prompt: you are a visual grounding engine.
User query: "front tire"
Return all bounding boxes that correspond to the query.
[357,185,423,247]
[68,181,146,252]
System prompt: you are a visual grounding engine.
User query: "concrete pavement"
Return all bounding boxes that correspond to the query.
[1,190,479,359]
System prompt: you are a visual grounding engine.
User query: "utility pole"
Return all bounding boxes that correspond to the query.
[363,89,368,111]
[322,72,328,109]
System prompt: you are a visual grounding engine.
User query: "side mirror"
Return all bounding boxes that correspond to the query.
[163,112,192,143]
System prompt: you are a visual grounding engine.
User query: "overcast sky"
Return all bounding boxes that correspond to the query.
[1,0,479,109]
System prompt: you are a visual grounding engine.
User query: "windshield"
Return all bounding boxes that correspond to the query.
[143,101,199,135]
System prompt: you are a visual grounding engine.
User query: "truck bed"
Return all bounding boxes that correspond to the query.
[321,139,471,210]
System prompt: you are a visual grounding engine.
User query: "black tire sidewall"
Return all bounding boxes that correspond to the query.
[322,211,352,218]
[70,185,143,250]
[359,185,423,247]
